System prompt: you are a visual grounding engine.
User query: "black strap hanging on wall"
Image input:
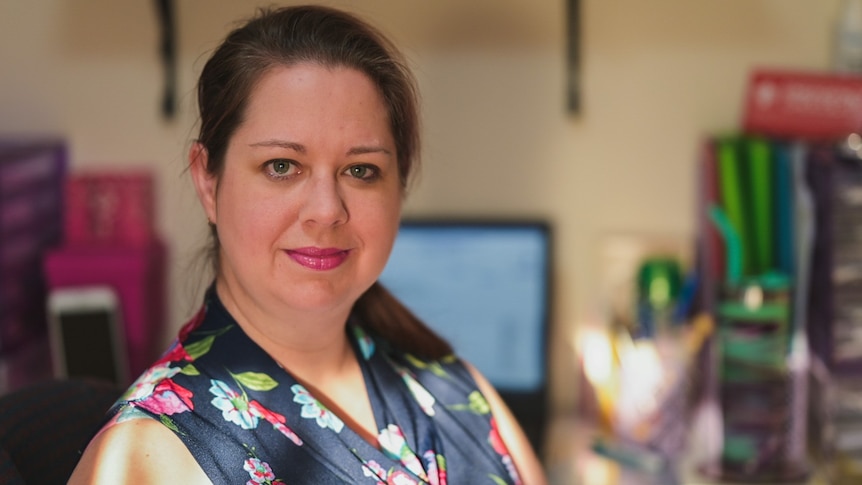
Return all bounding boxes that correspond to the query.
[567,0,581,115]
[155,0,176,120]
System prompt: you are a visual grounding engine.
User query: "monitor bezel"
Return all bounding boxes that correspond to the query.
[387,216,554,454]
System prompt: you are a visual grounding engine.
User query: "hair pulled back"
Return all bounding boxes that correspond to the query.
[193,5,450,358]
[196,5,419,185]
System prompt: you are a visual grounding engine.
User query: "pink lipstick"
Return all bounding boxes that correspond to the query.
[286,247,349,271]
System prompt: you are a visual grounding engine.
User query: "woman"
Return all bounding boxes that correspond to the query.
[70,5,547,484]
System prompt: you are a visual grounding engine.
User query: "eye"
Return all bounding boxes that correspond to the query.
[264,159,299,179]
[345,164,379,181]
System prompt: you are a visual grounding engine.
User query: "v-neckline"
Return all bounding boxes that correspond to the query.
[207,294,425,476]
[205,293,438,483]
[290,330,382,448]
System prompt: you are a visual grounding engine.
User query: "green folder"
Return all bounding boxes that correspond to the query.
[745,137,774,275]
[716,136,750,276]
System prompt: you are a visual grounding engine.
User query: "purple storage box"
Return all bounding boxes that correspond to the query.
[0,139,66,354]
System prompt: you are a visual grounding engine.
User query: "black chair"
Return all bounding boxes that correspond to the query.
[0,379,122,484]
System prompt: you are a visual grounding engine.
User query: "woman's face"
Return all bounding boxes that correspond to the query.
[192,63,402,319]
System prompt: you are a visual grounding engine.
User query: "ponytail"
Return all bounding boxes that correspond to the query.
[352,282,452,359]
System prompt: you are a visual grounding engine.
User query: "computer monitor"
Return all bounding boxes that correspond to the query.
[379,219,552,453]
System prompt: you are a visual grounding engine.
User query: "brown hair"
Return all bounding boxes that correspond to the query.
[193,5,451,358]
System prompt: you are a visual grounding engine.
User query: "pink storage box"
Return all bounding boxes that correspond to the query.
[43,241,166,382]
[64,172,154,248]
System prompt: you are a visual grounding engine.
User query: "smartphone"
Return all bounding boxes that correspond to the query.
[47,285,129,386]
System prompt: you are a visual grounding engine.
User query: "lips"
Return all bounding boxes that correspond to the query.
[286,247,350,271]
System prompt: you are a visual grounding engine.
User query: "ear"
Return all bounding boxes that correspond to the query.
[189,142,218,224]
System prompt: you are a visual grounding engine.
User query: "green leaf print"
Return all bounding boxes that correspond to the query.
[489,474,509,485]
[441,354,457,364]
[233,371,279,391]
[180,364,200,376]
[405,354,449,378]
[447,391,491,415]
[160,414,183,434]
[184,335,215,360]
[184,325,233,360]
[468,391,490,414]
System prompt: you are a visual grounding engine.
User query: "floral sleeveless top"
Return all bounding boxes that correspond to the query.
[103,289,522,484]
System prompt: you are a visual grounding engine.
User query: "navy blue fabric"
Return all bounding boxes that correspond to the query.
[103,289,521,484]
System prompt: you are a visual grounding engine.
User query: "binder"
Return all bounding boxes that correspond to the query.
[745,137,773,275]
[772,141,795,277]
[716,137,750,276]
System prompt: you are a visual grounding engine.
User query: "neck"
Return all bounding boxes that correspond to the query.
[214,279,357,384]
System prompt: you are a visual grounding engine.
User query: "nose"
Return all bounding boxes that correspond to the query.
[300,175,348,227]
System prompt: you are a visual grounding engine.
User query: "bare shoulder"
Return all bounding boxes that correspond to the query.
[68,415,210,485]
[465,362,549,485]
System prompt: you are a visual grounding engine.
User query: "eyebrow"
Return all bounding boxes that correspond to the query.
[347,145,392,156]
[249,140,306,153]
[249,139,392,157]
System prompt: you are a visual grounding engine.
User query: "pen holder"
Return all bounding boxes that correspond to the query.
[699,277,810,482]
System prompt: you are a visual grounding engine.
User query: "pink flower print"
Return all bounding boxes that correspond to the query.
[378,424,409,459]
[210,379,258,429]
[248,400,303,446]
[243,457,275,484]
[387,470,418,485]
[135,378,194,415]
[377,425,424,480]
[361,460,387,484]
[437,463,448,485]
[153,341,192,366]
[489,418,521,484]
[123,362,181,401]
[489,417,508,455]
[501,455,522,485]
[178,305,206,341]
[422,450,447,485]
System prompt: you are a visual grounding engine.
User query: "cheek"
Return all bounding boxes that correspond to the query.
[362,193,402,254]
[216,183,288,244]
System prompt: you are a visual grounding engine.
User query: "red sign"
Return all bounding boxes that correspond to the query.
[743,69,862,140]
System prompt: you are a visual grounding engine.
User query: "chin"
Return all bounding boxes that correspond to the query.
[270,282,362,315]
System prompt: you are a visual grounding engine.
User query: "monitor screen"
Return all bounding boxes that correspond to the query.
[379,220,551,392]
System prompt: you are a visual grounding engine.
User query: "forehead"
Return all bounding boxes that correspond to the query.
[241,63,390,128]
[222,62,403,181]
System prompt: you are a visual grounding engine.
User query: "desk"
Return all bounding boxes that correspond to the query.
[543,415,827,485]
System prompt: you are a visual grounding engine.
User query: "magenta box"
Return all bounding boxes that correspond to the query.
[64,172,154,248]
[43,241,166,382]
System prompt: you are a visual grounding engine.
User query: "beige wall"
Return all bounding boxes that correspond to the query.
[0,0,842,412]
